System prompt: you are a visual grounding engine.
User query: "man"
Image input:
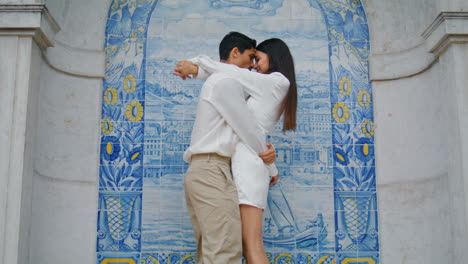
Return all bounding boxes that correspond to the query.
[173,32,275,264]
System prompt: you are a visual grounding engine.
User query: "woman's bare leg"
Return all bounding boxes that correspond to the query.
[240,204,269,264]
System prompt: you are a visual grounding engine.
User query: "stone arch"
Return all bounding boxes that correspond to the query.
[98,0,378,262]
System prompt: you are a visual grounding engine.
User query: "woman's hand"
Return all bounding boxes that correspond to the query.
[173,60,198,80]
[259,142,276,164]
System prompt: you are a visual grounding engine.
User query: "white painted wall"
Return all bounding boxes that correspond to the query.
[373,65,453,263]
[27,0,109,263]
[365,0,468,262]
[363,0,439,54]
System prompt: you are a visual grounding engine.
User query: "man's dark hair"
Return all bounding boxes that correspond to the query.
[219,32,256,60]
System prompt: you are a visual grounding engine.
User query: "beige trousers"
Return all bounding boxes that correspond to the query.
[184,153,242,264]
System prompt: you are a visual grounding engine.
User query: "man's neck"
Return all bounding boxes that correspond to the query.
[220,59,242,69]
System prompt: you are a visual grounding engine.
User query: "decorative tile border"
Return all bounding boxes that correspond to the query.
[98,0,156,255]
[315,0,378,254]
[98,0,379,263]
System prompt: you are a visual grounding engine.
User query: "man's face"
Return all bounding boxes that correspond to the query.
[228,47,256,69]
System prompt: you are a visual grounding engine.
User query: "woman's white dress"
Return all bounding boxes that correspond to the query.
[189,55,290,209]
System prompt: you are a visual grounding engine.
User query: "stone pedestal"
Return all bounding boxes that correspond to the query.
[0,2,59,263]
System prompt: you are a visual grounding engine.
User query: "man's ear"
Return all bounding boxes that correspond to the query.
[230,47,240,59]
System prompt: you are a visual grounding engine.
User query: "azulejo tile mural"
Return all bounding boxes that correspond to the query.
[98,0,379,263]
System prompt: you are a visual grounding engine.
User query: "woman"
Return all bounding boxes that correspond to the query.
[178,38,297,264]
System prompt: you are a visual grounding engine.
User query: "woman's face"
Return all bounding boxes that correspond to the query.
[254,51,269,73]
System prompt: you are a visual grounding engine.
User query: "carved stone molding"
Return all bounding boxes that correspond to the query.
[43,40,105,78]
[1,3,105,78]
[423,12,468,55]
[371,12,468,81]
[0,4,60,49]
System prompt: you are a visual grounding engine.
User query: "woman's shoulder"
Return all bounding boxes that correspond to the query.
[271,72,290,88]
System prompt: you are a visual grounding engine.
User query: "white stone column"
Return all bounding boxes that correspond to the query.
[0,1,59,263]
[372,8,468,263]
[442,43,468,264]
[423,12,468,263]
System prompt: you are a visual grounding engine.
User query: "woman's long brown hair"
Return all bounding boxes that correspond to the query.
[256,38,297,131]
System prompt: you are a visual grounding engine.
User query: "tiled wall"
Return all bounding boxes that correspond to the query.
[97,0,378,263]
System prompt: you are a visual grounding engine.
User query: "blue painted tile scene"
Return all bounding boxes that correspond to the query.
[98,0,378,263]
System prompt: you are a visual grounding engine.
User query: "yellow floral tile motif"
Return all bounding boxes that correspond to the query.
[125,101,143,122]
[179,254,196,263]
[141,255,160,264]
[361,120,375,136]
[124,74,137,93]
[339,77,352,95]
[106,142,115,156]
[333,102,350,122]
[141,253,195,264]
[274,253,295,262]
[345,43,369,61]
[104,87,118,105]
[100,258,136,264]
[358,90,371,107]
[129,150,141,163]
[246,253,337,264]
[106,45,119,58]
[342,257,376,264]
[336,151,347,164]
[101,118,114,134]
[362,143,370,155]
[328,28,345,42]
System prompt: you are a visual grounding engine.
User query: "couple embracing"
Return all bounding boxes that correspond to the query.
[173,32,298,264]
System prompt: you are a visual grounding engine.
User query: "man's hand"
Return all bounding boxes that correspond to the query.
[173,60,198,80]
[259,142,276,164]
[270,175,279,186]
